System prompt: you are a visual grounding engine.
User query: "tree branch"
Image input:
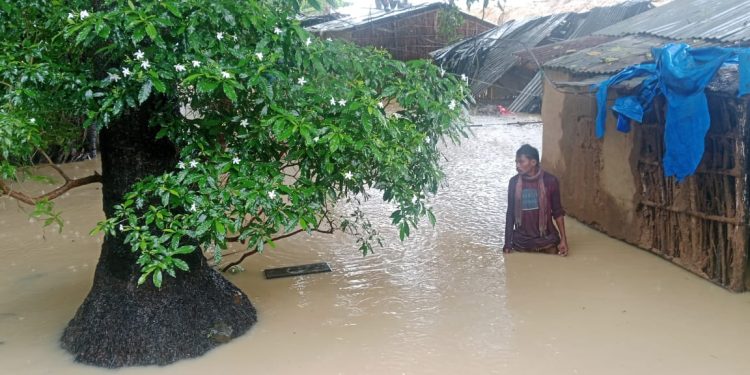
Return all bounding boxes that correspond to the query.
[226,208,264,243]
[0,172,103,205]
[221,228,305,272]
[38,149,71,182]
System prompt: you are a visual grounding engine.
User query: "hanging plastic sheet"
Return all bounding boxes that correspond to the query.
[594,44,750,181]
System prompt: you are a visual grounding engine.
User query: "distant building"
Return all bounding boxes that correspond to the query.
[307,2,495,61]
[431,1,652,112]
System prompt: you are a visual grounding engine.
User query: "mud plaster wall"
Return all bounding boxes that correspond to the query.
[541,72,640,242]
[542,72,750,291]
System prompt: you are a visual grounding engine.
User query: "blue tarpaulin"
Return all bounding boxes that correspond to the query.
[594,44,750,181]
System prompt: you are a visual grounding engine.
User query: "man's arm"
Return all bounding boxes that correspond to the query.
[555,216,568,256]
[550,176,568,256]
[503,177,516,253]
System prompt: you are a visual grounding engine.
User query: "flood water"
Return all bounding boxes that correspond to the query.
[1,116,750,374]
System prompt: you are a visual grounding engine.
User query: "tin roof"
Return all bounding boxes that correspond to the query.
[597,0,750,42]
[543,35,714,75]
[513,35,618,66]
[431,1,652,99]
[307,2,494,33]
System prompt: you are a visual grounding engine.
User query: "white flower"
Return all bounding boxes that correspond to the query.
[122,67,131,76]
[440,67,446,77]
[240,119,249,127]
[232,157,241,165]
[313,136,320,143]
[425,136,431,144]
[216,32,224,40]
[29,118,36,124]
[68,13,75,20]
[255,52,264,61]
[378,102,384,109]
[460,74,468,82]
[232,35,238,41]
[297,76,307,86]
[268,190,277,199]
[338,99,347,106]
[190,203,197,212]
[330,97,336,106]
[189,160,198,168]
[107,72,121,82]
[344,171,353,180]
[80,10,90,19]
[221,71,231,79]
[448,99,456,110]
[274,27,283,35]
[305,37,312,47]
[119,224,124,232]
[140,60,151,70]
[134,50,145,60]
[192,60,201,68]
[178,161,186,169]
[326,38,332,42]
[174,64,186,72]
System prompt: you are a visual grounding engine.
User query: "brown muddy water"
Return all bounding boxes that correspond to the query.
[1,116,750,374]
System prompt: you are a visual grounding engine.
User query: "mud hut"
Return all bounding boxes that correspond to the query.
[539,0,750,291]
[307,2,495,61]
[430,1,652,112]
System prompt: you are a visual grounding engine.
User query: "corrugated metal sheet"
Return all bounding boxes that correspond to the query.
[299,13,344,28]
[597,0,750,42]
[508,71,543,112]
[514,35,617,65]
[568,0,653,38]
[307,2,494,33]
[433,14,571,96]
[431,1,653,99]
[544,34,712,75]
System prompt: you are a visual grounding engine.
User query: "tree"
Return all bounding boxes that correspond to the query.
[0,0,469,368]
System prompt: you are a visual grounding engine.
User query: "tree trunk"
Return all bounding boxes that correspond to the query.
[60,101,257,368]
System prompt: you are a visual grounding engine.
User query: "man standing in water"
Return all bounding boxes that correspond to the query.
[502,144,569,256]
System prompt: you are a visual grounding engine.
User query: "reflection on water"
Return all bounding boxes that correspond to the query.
[1,116,750,374]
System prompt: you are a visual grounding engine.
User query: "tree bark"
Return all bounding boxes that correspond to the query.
[60,100,257,368]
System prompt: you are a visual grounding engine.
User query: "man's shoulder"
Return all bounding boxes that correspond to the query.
[543,172,560,184]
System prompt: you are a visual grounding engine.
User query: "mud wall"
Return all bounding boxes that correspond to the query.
[541,72,750,291]
[541,72,641,242]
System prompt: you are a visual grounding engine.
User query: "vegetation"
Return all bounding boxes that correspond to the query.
[0,0,469,367]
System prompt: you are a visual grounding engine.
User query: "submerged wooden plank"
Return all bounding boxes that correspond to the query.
[264,262,332,279]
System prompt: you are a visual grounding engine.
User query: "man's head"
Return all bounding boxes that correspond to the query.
[515,144,540,176]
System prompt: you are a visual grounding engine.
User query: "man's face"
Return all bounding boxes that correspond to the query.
[515,154,537,176]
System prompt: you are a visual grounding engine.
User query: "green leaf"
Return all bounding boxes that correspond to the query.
[163,2,183,17]
[75,26,93,45]
[153,269,163,288]
[223,83,237,102]
[138,80,153,104]
[172,258,189,271]
[197,79,219,93]
[215,220,226,235]
[172,245,194,255]
[138,272,149,286]
[427,210,436,227]
[151,76,166,93]
[145,23,158,42]
[97,24,111,39]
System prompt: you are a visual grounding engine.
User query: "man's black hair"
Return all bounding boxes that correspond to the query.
[516,144,540,163]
